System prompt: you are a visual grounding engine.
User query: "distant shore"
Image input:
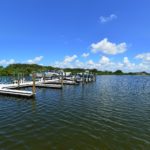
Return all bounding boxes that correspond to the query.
[0,64,150,76]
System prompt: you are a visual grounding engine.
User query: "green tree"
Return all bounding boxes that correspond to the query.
[114,70,123,75]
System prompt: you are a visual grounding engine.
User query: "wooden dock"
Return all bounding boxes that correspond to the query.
[0,72,96,98]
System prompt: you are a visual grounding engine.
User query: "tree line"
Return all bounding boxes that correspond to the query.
[0,64,149,76]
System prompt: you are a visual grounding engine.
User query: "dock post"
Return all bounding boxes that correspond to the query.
[32,73,36,95]
[22,73,24,83]
[74,74,76,83]
[43,73,46,83]
[91,74,93,82]
[85,75,87,83]
[82,73,84,84]
[93,73,96,82]
[65,72,66,80]
[20,73,23,84]
[89,74,91,82]
[18,73,20,87]
[21,73,23,84]
[61,74,64,87]
[92,74,94,82]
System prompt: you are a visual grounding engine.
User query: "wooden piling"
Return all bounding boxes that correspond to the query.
[82,73,85,84]
[18,74,20,87]
[43,73,46,83]
[74,74,76,83]
[59,73,64,87]
[32,73,36,95]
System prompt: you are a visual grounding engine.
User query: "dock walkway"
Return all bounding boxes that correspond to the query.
[0,79,64,97]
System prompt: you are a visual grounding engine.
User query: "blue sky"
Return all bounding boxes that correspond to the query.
[0,0,150,72]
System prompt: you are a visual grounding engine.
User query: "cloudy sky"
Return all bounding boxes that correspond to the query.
[0,0,150,72]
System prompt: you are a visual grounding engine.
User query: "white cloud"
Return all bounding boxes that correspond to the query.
[82,53,89,58]
[91,38,127,55]
[135,53,150,62]
[54,54,150,72]
[99,56,110,64]
[64,55,77,64]
[0,59,15,66]
[99,14,117,23]
[123,57,130,64]
[27,56,43,64]
[54,55,78,68]
[87,60,94,65]
[75,59,84,68]
[0,56,44,66]
[122,57,136,71]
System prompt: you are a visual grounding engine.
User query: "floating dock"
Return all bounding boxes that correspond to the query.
[0,88,34,97]
[0,79,63,98]
[44,79,78,85]
[0,80,62,89]
[35,83,62,89]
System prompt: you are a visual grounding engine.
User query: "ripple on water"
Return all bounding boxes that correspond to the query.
[0,76,150,149]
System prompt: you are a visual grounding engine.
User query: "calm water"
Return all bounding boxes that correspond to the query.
[0,76,150,150]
